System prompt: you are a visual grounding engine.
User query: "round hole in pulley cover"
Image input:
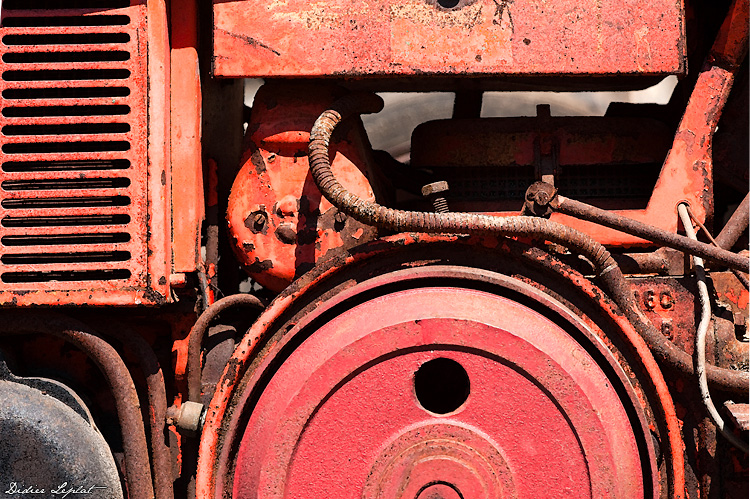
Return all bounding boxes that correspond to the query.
[414,357,470,415]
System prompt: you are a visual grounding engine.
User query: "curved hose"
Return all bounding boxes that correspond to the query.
[187,294,265,402]
[678,204,748,452]
[308,93,749,394]
[310,94,617,275]
[0,313,155,499]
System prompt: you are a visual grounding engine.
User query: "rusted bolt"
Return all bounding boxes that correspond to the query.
[534,191,550,205]
[334,211,347,224]
[275,224,297,244]
[421,181,449,197]
[660,291,674,310]
[253,212,267,231]
[245,209,270,235]
[523,181,557,217]
[422,181,450,213]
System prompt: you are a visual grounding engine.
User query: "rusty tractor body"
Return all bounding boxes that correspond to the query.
[0,1,747,498]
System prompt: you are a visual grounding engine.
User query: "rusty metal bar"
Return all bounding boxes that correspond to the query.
[0,313,155,499]
[715,192,749,250]
[187,293,265,402]
[612,248,684,275]
[710,0,749,69]
[553,195,749,272]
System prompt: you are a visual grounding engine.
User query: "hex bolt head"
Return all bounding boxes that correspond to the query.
[421,181,449,197]
[422,181,450,213]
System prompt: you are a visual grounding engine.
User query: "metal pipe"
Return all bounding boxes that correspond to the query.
[678,204,748,452]
[308,94,749,394]
[88,317,172,499]
[715,191,749,250]
[612,247,683,275]
[187,294,265,402]
[554,195,749,272]
[0,313,155,499]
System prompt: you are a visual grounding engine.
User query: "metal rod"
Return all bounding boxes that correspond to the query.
[686,204,749,287]
[452,91,483,119]
[715,191,749,250]
[88,317,172,499]
[555,195,749,272]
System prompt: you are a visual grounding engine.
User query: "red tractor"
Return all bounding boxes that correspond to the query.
[0,1,747,498]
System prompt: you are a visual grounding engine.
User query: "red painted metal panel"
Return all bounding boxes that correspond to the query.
[170,0,203,273]
[0,3,169,306]
[212,0,685,78]
[146,0,172,303]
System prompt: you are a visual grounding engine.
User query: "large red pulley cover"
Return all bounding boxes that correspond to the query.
[227,274,656,498]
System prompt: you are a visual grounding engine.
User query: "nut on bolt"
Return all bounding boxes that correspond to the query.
[254,213,266,229]
[334,210,347,224]
[523,181,558,217]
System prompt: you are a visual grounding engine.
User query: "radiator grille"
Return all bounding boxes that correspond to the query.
[0,2,151,301]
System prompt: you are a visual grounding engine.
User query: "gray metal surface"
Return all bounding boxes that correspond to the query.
[0,380,123,498]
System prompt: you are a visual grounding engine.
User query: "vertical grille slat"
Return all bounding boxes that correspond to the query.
[0,3,150,295]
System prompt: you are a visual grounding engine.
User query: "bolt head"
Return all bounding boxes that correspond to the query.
[253,213,267,230]
[421,181,449,197]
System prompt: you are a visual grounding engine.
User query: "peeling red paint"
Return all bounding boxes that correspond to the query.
[212,0,685,78]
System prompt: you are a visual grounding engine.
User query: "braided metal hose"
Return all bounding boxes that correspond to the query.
[310,94,617,276]
[308,93,749,394]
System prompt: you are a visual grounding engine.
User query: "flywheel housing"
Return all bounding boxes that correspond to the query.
[210,242,668,499]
